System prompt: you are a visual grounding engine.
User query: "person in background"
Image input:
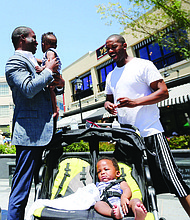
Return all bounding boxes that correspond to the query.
[5,26,65,220]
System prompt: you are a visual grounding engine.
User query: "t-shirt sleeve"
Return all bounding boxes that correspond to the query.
[143,60,163,86]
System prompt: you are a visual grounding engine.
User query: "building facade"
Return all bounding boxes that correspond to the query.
[0,77,14,134]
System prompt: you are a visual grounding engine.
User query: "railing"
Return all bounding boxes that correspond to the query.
[72,89,93,102]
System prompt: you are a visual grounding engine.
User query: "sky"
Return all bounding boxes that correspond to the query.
[0,0,123,77]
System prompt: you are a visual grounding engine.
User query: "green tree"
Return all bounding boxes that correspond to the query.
[97,0,190,59]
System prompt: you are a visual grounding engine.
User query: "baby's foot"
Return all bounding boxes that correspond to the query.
[135,202,147,220]
[112,204,123,219]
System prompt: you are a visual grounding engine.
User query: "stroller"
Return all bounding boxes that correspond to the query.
[31,125,165,220]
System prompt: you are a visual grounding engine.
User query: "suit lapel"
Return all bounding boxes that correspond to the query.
[14,52,36,71]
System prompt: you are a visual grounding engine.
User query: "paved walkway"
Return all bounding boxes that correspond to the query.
[0,179,189,220]
[0,179,35,220]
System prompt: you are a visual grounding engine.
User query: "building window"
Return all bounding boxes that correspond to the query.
[72,72,93,101]
[0,83,9,96]
[0,106,9,116]
[134,28,187,69]
[160,102,190,136]
[97,60,116,92]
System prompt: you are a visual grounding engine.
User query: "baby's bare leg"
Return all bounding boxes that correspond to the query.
[128,199,147,220]
[112,204,123,219]
[94,201,114,218]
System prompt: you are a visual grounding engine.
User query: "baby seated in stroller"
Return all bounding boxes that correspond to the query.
[95,156,147,220]
[27,156,147,220]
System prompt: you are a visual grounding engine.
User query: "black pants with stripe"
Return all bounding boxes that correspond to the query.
[144,132,190,197]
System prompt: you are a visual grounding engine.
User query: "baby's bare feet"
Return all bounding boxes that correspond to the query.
[135,202,147,220]
[112,204,123,219]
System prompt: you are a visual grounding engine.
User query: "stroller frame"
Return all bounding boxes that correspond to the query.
[34,126,164,220]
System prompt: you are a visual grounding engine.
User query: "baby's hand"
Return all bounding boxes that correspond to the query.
[121,196,130,215]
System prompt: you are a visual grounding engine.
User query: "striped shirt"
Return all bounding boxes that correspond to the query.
[96,180,122,206]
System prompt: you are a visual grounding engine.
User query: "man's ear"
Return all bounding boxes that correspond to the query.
[123,42,127,50]
[20,34,26,40]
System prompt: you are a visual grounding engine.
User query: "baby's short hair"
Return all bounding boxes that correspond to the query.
[41,32,57,44]
[97,156,119,171]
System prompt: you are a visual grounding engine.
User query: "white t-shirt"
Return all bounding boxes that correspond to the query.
[105,57,164,137]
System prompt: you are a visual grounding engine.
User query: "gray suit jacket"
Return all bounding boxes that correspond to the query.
[5,51,59,146]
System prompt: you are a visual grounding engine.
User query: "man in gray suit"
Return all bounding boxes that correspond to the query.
[5,26,65,220]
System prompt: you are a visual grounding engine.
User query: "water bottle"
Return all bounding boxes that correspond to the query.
[70,118,78,130]
[112,118,121,128]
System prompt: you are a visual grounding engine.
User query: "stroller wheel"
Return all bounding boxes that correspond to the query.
[159,218,166,220]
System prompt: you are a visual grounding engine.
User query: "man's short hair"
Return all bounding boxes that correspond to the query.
[41,32,57,44]
[11,26,31,49]
[106,34,126,45]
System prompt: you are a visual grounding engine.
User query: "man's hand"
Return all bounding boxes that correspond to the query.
[35,66,45,73]
[117,97,138,108]
[104,101,117,115]
[45,58,59,73]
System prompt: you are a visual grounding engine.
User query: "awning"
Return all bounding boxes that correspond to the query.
[57,107,114,128]
[83,107,115,121]
[157,83,190,107]
[57,109,97,128]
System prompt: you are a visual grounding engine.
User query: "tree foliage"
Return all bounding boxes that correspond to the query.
[97,0,190,59]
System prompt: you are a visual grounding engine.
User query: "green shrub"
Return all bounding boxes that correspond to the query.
[63,140,115,152]
[0,144,16,154]
[63,140,89,152]
[0,135,189,154]
[64,136,190,152]
[167,135,190,150]
[99,141,115,151]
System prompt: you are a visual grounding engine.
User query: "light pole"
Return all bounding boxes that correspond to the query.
[74,76,83,123]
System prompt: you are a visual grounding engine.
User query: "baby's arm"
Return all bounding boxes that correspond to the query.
[45,50,60,75]
[120,181,132,215]
[46,50,56,60]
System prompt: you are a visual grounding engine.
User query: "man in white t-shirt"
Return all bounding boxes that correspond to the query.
[104,34,190,217]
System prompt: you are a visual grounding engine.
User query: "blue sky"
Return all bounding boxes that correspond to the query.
[0,0,123,77]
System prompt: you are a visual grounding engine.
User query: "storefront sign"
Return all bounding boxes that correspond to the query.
[178,165,190,187]
[96,44,107,60]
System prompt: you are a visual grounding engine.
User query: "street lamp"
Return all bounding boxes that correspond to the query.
[74,76,83,123]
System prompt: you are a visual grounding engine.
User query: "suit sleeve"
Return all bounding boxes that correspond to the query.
[5,57,54,99]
